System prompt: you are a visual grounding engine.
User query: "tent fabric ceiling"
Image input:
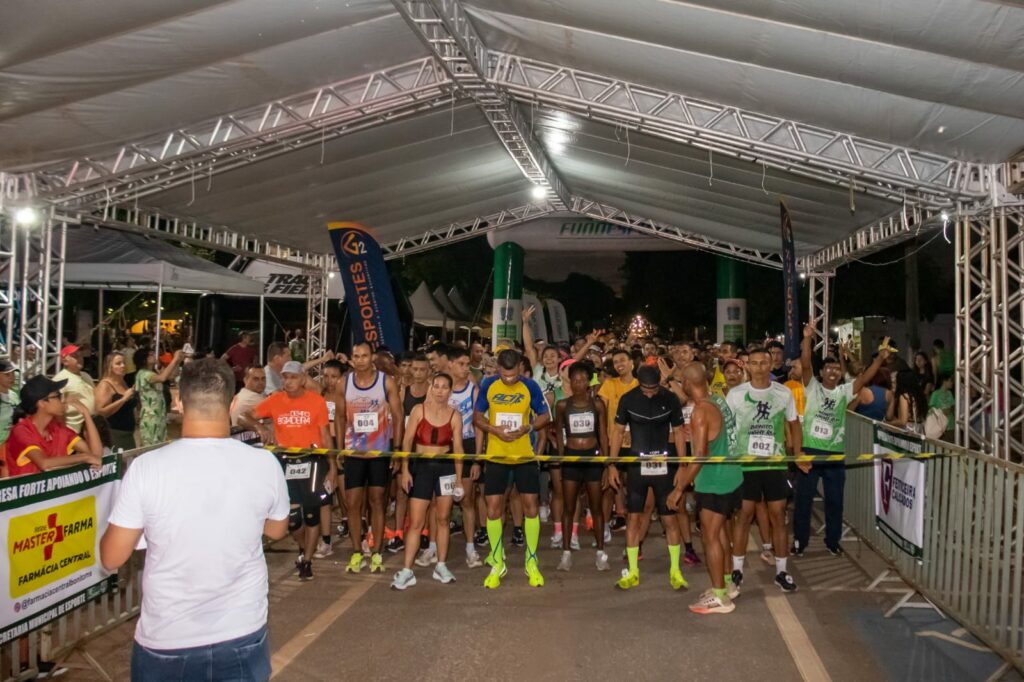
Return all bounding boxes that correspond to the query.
[2,0,1023,258]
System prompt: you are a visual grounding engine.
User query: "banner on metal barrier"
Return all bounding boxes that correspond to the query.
[873,426,926,558]
[0,456,120,644]
[328,223,404,352]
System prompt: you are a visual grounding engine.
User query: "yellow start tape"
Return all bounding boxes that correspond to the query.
[266,447,953,465]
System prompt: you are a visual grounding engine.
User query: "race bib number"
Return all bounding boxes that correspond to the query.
[327,401,336,422]
[439,474,457,496]
[640,452,668,477]
[569,411,595,435]
[748,435,775,457]
[810,418,833,441]
[285,462,311,480]
[496,412,523,432]
[354,411,379,434]
[681,405,694,425]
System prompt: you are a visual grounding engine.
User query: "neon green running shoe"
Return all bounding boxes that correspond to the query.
[616,569,640,590]
[670,569,689,591]
[370,553,384,574]
[483,563,508,589]
[525,562,545,588]
[345,552,367,574]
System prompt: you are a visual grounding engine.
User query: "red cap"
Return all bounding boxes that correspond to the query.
[60,344,81,358]
[723,358,745,370]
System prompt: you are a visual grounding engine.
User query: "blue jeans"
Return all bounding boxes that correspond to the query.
[131,625,270,682]
[793,454,846,550]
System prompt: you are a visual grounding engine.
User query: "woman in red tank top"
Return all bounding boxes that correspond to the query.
[392,373,465,590]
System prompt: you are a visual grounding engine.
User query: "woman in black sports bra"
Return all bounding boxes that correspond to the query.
[553,363,610,572]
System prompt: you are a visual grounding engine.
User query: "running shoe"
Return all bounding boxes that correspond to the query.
[337,519,350,538]
[295,552,305,568]
[313,540,334,559]
[361,538,370,555]
[550,531,563,548]
[616,569,639,590]
[386,536,405,554]
[415,547,438,567]
[525,561,545,587]
[539,505,550,522]
[728,581,740,600]
[775,571,797,592]
[595,550,610,572]
[826,544,845,557]
[466,549,483,569]
[449,520,463,536]
[609,516,627,532]
[731,569,744,587]
[689,592,735,615]
[391,568,416,590]
[683,548,701,566]
[511,527,525,548]
[790,543,805,558]
[299,560,314,581]
[473,528,488,547]
[433,563,456,584]
[570,534,580,551]
[669,569,689,591]
[603,525,613,544]
[761,548,776,564]
[369,553,385,574]
[345,553,367,574]
[483,563,508,589]
[557,551,572,572]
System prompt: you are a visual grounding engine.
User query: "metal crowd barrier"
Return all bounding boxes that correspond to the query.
[843,413,1023,673]
[2,446,158,682]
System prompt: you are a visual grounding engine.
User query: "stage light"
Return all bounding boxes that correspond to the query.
[798,272,806,280]
[13,207,40,227]
[328,272,335,279]
[531,185,547,200]
[940,211,949,221]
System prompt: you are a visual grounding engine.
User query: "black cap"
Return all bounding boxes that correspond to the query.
[0,358,14,374]
[19,375,67,410]
[637,365,661,387]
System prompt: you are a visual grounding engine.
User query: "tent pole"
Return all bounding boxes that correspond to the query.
[155,281,163,359]
[259,295,265,365]
[97,289,104,362]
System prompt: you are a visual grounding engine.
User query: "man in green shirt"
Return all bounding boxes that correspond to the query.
[726,348,803,593]
[793,323,890,557]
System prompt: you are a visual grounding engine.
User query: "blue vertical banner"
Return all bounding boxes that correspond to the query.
[328,222,404,352]
[779,201,801,360]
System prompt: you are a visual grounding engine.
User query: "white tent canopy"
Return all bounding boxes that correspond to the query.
[408,282,450,328]
[2,1,1023,260]
[63,226,265,295]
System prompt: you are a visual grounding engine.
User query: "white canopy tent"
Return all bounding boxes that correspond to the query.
[408,282,450,329]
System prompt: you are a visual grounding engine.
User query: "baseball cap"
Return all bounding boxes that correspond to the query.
[60,344,81,358]
[0,358,14,374]
[637,364,661,387]
[281,360,304,375]
[19,375,67,410]
[723,358,745,370]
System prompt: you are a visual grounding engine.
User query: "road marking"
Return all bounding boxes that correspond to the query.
[270,578,376,678]
[917,630,992,653]
[765,594,833,682]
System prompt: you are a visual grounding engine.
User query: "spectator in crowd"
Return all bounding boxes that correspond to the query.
[0,360,19,477]
[53,344,96,434]
[932,338,954,380]
[288,328,307,363]
[230,366,268,427]
[928,374,955,439]
[913,351,935,398]
[853,364,892,422]
[133,348,185,446]
[263,342,290,395]
[94,352,139,451]
[101,358,289,681]
[221,331,258,387]
[888,370,928,435]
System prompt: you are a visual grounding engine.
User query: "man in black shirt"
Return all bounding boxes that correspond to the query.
[606,365,689,591]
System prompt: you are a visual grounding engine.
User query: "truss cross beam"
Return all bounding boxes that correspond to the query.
[490,53,985,206]
[392,0,569,209]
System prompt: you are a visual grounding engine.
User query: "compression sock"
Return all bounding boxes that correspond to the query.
[626,546,639,575]
[713,587,728,600]
[668,544,681,573]
[486,518,504,566]
[724,573,734,585]
[732,555,745,572]
[466,542,475,554]
[775,556,788,574]
[524,516,540,566]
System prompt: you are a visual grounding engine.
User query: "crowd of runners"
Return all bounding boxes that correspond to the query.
[227,307,900,617]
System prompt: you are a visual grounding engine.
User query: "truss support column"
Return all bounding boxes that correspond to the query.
[0,216,16,358]
[15,210,65,378]
[306,268,328,373]
[807,273,832,357]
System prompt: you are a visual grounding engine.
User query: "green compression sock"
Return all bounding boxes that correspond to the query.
[487,518,504,567]
[725,573,734,585]
[713,587,728,600]
[668,544,681,573]
[626,546,639,575]
[524,516,540,566]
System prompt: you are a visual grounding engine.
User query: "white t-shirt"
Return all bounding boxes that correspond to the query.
[108,438,289,650]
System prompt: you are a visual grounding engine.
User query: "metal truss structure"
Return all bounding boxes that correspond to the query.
[391,0,569,209]
[491,53,986,206]
[26,58,454,210]
[956,207,1024,461]
[807,274,832,357]
[306,268,329,371]
[380,202,555,259]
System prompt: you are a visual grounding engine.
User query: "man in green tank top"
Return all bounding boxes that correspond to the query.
[670,362,741,615]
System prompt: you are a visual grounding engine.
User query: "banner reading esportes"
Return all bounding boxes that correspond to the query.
[328,222,404,352]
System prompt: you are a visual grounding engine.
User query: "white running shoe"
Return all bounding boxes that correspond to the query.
[604,526,613,544]
[570,534,580,551]
[414,547,438,567]
[595,550,610,571]
[391,568,416,591]
[466,549,483,568]
[557,551,572,572]
[550,532,563,548]
[313,540,334,559]
[539,505,551,522]
[689,591,735,614]
[433,563,456,584]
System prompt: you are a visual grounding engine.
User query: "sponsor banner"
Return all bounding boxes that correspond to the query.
[546,299,570,344]
[487,216,688,252]
[0,456,120,644]
[492,242,524,343]
[716,298,746,345]
[328,223,404,352]
[522,294,548,343]
[873,426,926,558]
[242,261,344,300]
[780,201,801,360]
